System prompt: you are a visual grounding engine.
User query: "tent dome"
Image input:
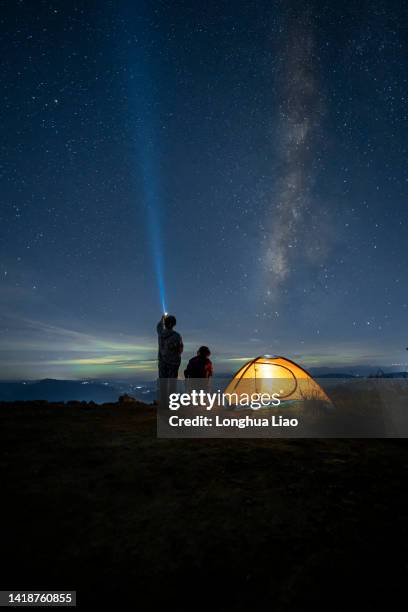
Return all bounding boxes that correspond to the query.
[224,355,331,403]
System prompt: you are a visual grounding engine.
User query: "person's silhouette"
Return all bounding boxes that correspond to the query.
[157,314,183,378]
[156,314,183,404]
[184,346,213,379]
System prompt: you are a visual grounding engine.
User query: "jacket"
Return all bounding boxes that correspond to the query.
[157,320,183,365]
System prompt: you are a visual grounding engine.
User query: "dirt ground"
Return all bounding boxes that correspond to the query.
[1,400,408,609]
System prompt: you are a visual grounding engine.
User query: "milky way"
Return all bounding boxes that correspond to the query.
[264,13,325,300]
[1,1,407,378]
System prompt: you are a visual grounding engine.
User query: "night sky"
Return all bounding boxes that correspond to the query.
[1,0,407,380]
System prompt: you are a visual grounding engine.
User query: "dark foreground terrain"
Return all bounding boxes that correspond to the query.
[1,400,408,610]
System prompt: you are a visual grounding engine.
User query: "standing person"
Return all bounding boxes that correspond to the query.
[157,314,183,403]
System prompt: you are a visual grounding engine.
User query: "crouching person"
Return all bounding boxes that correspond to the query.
[184,346,213,397]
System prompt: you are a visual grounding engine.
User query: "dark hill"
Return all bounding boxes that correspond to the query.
[1,399,408,609]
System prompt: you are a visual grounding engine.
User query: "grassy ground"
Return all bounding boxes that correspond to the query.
[1,400,408,609]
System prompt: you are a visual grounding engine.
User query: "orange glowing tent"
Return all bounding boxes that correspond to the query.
[224,355,332,404]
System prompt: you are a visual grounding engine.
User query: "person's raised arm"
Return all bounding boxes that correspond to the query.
[156,315,165,334]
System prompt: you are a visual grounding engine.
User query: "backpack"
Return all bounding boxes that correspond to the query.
[159,331,182,364]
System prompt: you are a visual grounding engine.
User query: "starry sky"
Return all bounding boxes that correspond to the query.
[1,0,407,380]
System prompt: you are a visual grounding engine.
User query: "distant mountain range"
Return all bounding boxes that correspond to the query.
[0,368,406,403]
[0,379,157,404]
[314,373,357,379]
[309,365,408,377]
